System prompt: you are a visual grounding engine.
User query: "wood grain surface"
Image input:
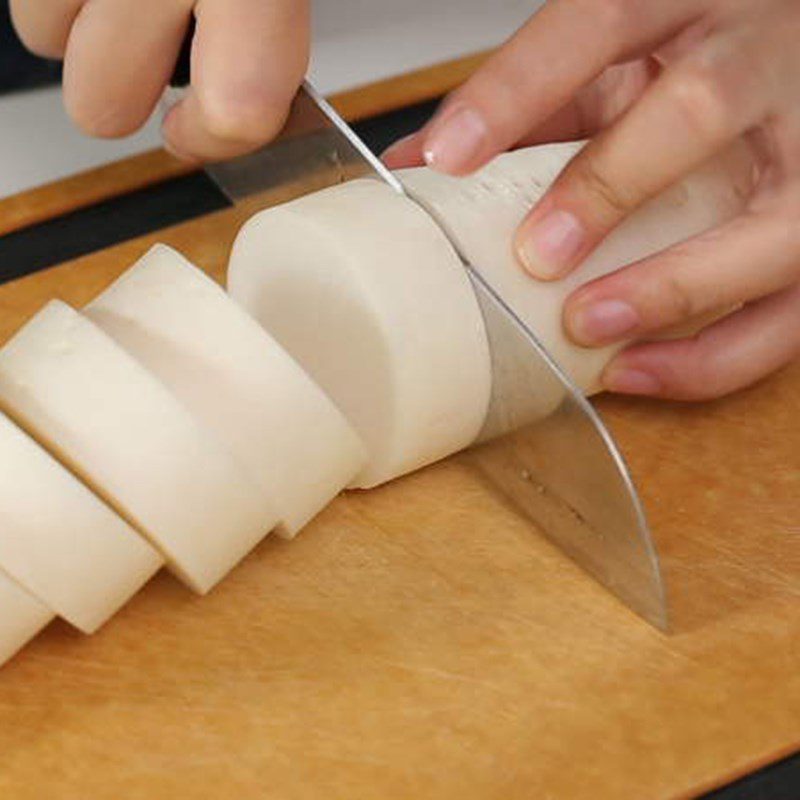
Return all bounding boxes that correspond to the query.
[0,58,798,800]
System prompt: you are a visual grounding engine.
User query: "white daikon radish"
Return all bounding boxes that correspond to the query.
[398,141,751,397]
[0,568,53,667]
[86,245,366,536]
[0,301,275,593]
[228,179,492,489]
[0,411,162,633]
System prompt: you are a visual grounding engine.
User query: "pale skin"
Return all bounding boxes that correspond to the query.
[9,0,310,161]
[12,0,800,401]
[384,0,800,401]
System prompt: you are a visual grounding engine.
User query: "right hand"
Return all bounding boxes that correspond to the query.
[10,0,310,161]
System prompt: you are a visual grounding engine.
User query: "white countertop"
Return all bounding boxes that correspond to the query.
[0,0,538,199]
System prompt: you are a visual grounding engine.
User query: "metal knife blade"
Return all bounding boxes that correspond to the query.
[202,82,669,630]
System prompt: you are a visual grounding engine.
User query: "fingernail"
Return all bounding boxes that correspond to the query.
[569,299,640,345]
[603,367,662,396]
[381,133,419,165]
[518,210,586,279]
[423,105,488,174]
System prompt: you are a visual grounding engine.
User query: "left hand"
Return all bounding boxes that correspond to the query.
[384,0,800,401]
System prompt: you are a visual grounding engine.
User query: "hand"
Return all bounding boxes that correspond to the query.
[385,0,800,401]
[10,0,310,161]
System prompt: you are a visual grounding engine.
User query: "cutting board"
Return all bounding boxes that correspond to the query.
[0,57,798,800]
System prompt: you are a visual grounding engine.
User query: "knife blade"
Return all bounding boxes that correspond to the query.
[200,82,669,630]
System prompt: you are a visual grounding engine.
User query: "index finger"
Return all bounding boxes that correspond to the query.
[162,0,310,162]
[420,0,693,176]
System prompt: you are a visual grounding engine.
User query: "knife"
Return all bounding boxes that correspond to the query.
[195,82,669,631]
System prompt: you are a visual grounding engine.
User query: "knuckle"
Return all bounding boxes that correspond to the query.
[572,156,637,219]
[667,60,733,143]
[14,28,66,60]
[655,271,699,325]
[198,93,286,146]
[199,112,243,144]
[8,1,72,59]
[64,95,137,139]
[78,117,134,139]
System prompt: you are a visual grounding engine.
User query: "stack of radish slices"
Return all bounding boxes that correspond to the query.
[0,141,747,666]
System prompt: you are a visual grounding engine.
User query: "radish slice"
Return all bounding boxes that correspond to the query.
[0,568,53,667]
[0,411,162,633]
[86,244,366,537]
[0,301,275,593]
[228,179,492,489]
[398,141,751,397]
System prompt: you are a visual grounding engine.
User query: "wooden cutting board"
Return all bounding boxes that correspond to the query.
[0,58,798,800]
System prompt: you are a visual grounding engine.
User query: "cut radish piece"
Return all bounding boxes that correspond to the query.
[0,411,162,633]
[0,301,275,593]
[0,568,53,667]
[228,179,492,489]
[398,142,751,397]
[86,245,366,537]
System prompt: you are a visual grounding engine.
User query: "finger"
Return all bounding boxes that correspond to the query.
[418,0,693,176]
[381,131,427,169]
[516,33,771,279]
[62,0,192,137]
[383,59,658,170]
[383,99,585,170]
[520,58,662,147]
[9,0,84,59]
[564,188,800,347]
[601,282,800,400]
[162,0,310,162]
